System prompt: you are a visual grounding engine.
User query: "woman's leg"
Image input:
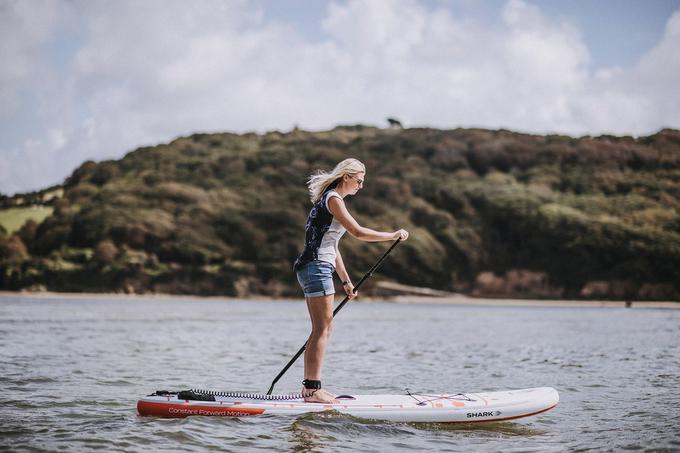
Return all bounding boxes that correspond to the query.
[302,294,335,402]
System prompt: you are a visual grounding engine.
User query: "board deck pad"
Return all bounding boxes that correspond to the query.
[137,387,559,423]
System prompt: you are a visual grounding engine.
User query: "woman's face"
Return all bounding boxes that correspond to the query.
[346,171,365,195]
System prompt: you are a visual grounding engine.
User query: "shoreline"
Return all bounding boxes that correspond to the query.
[1,290,678,309]
[386,295,680,309]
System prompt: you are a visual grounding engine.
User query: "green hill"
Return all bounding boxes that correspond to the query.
[1,126,679,300]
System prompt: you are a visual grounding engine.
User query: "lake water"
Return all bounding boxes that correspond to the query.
[1,295,678,452]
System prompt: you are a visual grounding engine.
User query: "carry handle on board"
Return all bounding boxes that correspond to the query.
[266,239,401,395]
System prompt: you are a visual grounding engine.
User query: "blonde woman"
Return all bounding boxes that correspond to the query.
[293,158,409,403]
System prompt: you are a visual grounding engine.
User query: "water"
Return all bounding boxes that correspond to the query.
[1,296,678,452]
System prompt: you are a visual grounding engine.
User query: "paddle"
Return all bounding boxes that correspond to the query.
[266,238,402,395]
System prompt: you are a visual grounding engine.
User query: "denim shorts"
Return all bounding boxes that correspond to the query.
[296,260,335,298]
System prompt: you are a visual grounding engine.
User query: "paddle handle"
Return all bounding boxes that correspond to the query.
[266,239,401,395]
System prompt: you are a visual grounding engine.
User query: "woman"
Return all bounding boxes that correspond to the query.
[293,158,409,403]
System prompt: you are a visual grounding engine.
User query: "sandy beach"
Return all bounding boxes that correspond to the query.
[1,290,677,309]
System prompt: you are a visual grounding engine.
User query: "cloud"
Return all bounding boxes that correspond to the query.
[630,11,680,128]
[0,0,679,194]
[0,0,69,116]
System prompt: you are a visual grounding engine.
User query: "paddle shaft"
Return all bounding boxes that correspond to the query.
[266,239,401,395]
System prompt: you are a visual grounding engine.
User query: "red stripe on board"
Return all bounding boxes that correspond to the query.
[137,400,265,418]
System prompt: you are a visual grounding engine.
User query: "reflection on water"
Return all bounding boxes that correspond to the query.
[0,296,678,451]
[410,421,548,437]
[288,416,333,453]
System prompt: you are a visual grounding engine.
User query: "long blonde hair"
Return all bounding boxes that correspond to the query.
[308,158,366,203]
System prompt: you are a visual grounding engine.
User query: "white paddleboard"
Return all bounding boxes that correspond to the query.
[137,387,558,423]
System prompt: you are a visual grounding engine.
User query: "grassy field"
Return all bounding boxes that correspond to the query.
[0,206,53,234]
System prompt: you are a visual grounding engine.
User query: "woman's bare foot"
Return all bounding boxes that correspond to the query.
[301,387,337,403]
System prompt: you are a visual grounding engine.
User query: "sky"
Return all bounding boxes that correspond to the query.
[1,0,679,195]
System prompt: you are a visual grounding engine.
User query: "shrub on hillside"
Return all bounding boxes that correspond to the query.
[0,235,28,264]
[93,240,118,265]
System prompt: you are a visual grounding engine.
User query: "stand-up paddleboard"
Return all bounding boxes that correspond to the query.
[137,387,558,423]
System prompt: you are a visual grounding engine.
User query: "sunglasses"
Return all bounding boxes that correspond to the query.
[348,175,364,185]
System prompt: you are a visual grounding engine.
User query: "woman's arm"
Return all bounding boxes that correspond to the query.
[328,197,407,242]
[334,246,356,299]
